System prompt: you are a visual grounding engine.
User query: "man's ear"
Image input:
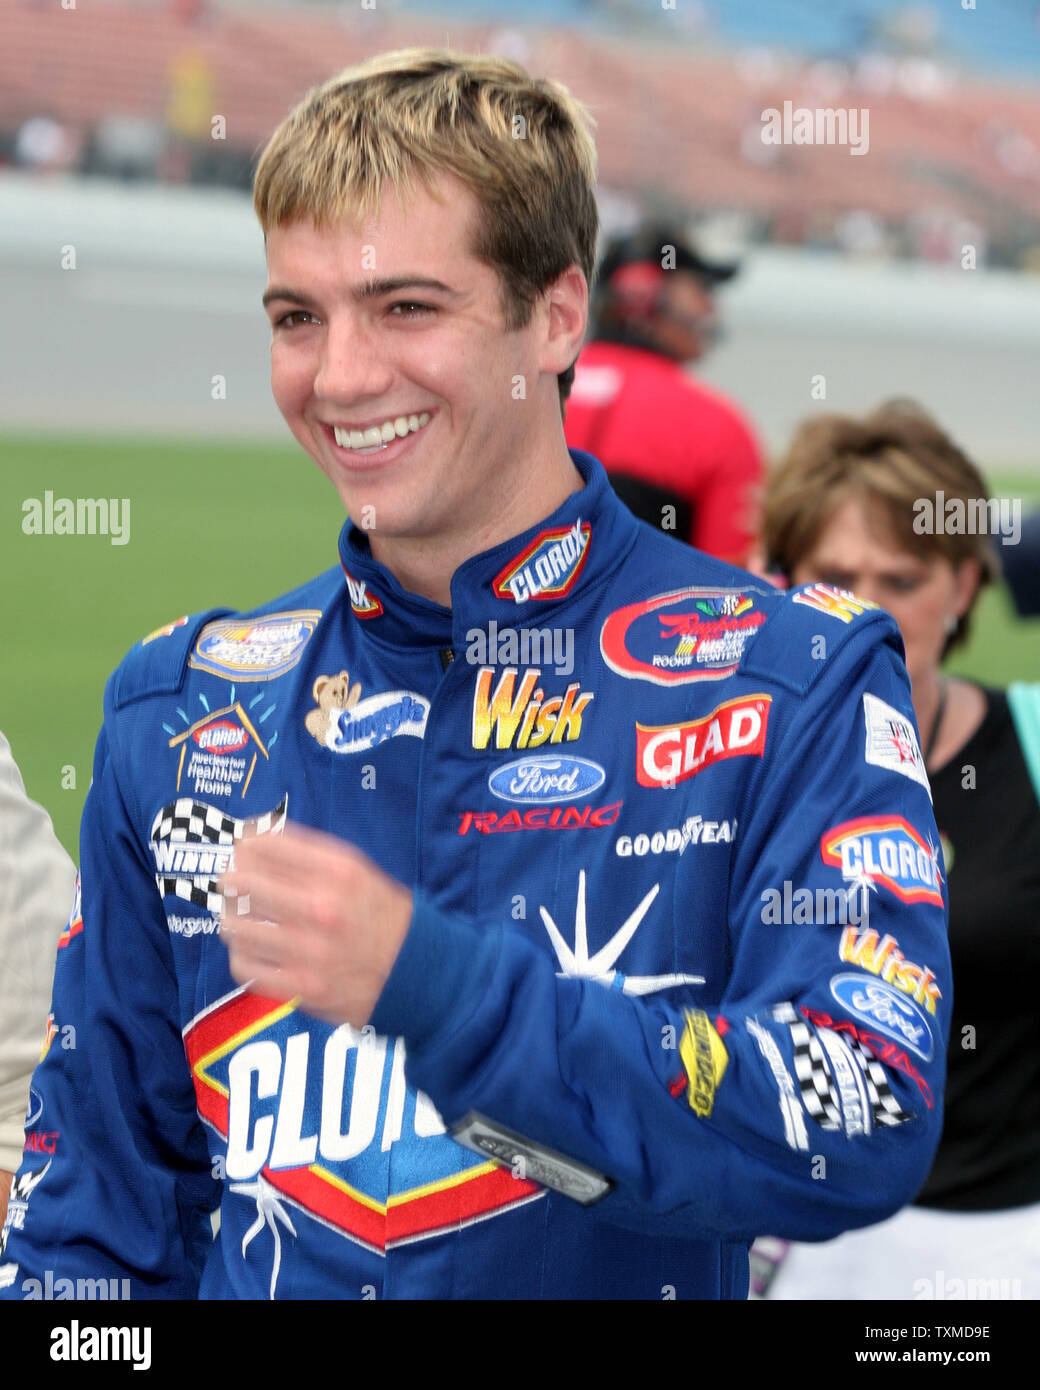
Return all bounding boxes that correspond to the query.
[542,265,588,377]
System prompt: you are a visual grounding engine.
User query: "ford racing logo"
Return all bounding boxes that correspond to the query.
[829,973,934,1062]
[488,755,606,804]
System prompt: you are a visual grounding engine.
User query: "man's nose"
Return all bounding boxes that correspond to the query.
[313,315,394,403]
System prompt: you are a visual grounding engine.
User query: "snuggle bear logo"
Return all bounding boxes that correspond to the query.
[305,672,362,745]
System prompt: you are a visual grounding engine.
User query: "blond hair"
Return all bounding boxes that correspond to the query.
[763,399,1000,654]
[254,48,598,407]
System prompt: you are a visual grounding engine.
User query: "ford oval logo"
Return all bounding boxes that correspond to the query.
[488,755,606,804]
[829,973,934,1062]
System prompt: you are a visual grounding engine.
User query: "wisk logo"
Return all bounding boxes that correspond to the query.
[471,668,594,750]
[342,566,384,619]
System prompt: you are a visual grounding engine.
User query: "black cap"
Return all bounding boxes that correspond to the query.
[596,224,740,292]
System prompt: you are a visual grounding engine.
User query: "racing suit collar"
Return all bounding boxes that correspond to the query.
[337,449,641,650]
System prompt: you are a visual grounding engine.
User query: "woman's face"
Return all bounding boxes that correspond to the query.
[788,495,980,687]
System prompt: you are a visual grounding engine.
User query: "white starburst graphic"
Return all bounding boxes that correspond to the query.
[230,1175,298,1300]
[540,870,704,995]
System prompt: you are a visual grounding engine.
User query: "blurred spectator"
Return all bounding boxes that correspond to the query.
[0,732,76,1231]
[1001,509,1040,617]
[753,400,1040,1299]
[564,224,764,565]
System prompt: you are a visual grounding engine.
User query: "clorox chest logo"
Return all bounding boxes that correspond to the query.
[493,519,591,603]
[601,587,766,685]
[342,566,384,619]
[184,990,542,1277]
[820,816,944,907]
[190,611,321,682]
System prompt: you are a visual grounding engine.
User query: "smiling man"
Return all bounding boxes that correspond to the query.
[0,49,951,1302]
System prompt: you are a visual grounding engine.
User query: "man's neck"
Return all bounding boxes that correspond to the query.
[368,441,584,608]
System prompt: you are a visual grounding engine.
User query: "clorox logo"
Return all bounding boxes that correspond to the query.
[820,816,943,907]
[184,990,543,1274]
[342,566,384,619]
[492,519,591,603]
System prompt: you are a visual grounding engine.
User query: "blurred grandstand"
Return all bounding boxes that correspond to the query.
[2,0,1039,269]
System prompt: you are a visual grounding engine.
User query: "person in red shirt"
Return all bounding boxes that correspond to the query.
[564,225,764,566]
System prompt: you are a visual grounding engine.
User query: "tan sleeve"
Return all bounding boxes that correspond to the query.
[0,732,77,1172]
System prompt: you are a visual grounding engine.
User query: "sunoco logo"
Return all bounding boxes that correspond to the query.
[488,755,605,803]
[492,519,590,604]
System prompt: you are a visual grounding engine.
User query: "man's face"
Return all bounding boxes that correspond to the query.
[651,271,718,362]
[263,174,576,558]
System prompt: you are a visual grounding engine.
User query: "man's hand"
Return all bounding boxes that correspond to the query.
[0,1169,11,1231]
[219,821,413,1028]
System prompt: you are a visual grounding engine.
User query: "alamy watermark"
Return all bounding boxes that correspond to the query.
[912,492,1021,545]
[21,491,130,546]
[761,101,869,156]
[760,880,870,927]
[465,620,574,677]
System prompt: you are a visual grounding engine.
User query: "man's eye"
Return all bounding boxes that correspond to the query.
[389,302,434,317]
[886,576,921,594]
[275,310,318,328]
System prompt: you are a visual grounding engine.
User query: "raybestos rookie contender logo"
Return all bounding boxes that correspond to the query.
[600,587,765,685]
[189,610,321,681]
[492,519,591,604]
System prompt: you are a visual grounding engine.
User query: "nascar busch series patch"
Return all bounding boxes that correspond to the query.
[150,794,287,916]
[472,668,593,750]
[189,611,321,682]
[820,816,943,907]
[305,673,429,753]
[601,586,766,685]
[342,566,384,619]
[792,583,879,623]
[184,989,544,1273]
[636,695,771,787]
[492,519,591,603]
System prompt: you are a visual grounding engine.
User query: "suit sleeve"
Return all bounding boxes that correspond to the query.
[0,720,219,1299]
[0,732,76,1174]
[371,626,950,1242]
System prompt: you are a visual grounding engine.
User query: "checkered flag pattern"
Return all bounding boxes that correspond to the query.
[842,1028,911,1128]
[150,794,288,914]
[788,1018,842,1130]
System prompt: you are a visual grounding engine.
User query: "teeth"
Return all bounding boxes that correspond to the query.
[333,412,432,451]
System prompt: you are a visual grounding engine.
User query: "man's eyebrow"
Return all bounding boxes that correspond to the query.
[262,277,458,309]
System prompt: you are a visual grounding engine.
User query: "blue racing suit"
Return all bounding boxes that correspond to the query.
[0,450,950,1299]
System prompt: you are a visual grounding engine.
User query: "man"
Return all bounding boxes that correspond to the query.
[564,225,764,566]
[0,49,949,1301]
[0,732,76,1230]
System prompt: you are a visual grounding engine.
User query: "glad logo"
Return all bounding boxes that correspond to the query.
[192,720,249,755]
[636,695,771,787]
[472,668,593,750]
[492,519,591,604]
[342,566,384,619]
